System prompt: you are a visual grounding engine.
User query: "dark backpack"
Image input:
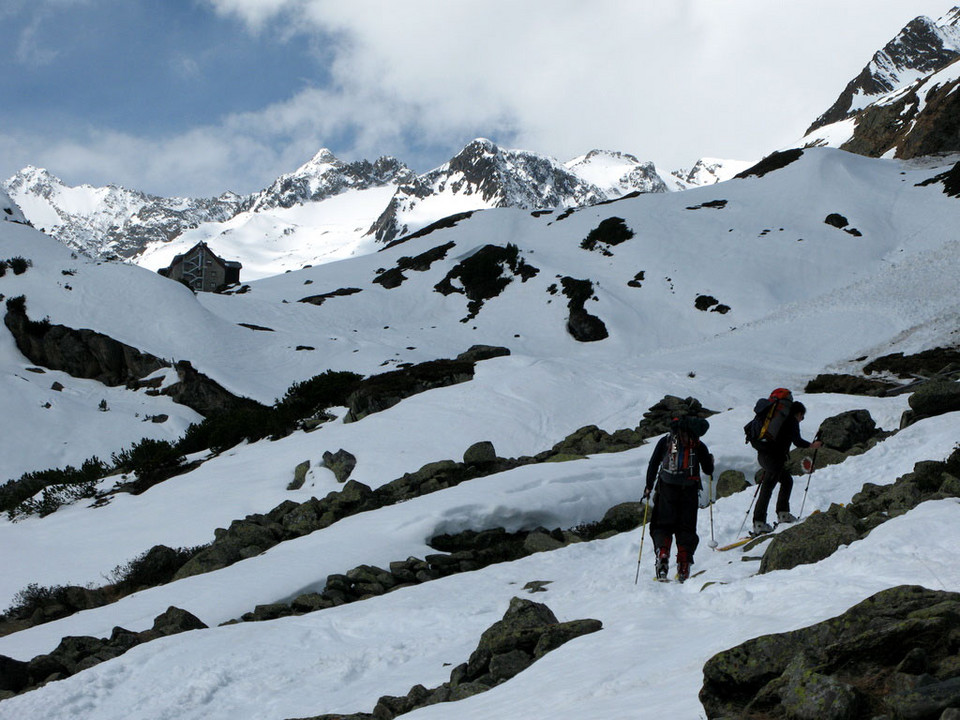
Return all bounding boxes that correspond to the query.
[659,431,700,486]
[744,388,793,449]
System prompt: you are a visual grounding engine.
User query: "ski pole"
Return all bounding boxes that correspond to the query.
[736,474,763,539]
[705,473,717,544]
[634,494,651,584]
[798,435,821,520]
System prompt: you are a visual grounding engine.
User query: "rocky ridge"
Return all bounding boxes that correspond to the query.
[807,7,960,134]
[3,166,243,260]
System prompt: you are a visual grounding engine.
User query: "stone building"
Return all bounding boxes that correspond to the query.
[158,242,241,292]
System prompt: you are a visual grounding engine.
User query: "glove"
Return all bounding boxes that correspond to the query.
[642,487,651,501]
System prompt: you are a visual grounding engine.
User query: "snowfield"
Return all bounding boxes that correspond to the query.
[0,148,958,719]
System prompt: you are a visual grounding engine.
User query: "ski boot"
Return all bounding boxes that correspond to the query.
[676,547,691,583]
[752,520,773,535]
[777,511,798,524]
[655,545,670,581]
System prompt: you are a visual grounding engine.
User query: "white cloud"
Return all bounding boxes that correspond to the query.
[200,0,960,171]
[6,0,960,196]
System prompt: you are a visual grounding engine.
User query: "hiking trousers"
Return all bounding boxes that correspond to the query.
[754,451,793,522]
[650,481,700,559]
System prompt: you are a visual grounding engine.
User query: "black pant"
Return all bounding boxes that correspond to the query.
[753,451,793,522]
[651,481,700,559]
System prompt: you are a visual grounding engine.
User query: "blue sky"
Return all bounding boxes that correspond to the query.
[2,1,958,197]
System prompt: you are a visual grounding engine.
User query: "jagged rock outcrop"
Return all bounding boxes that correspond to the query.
[246,150,414,213]
[0,606,206,699]
[4,297,167,385]
[3,298,261,417]
[289,597,601,720]
[3,166,243,259]
[700,585,960,720]
[807,10,960,134]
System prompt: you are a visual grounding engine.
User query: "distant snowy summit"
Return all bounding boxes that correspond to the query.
[668,158,755,189]
[3,166,243,260]
[369,140,679,244]
[245,148,416,213]
[4,141,722,268]
[800,6,960,159]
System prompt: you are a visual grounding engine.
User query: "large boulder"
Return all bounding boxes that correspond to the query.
[908,380,960,419]
[322,449,357,483]
[700,586,960,720]
[715,470,748,499]
[463,441,497,466]
[759,505,860,574]
[816,409,878,453]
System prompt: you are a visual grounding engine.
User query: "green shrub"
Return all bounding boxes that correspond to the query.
[177,405,278,454]
[112,438,184,477]
[581,217,634,252]
[5,294,25,314]
[108,544,206,590]
[2,582,71,621]
[276,370,362,420]
[1,457,108,519]
[8,256,31,275]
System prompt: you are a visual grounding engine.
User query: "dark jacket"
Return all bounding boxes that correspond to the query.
[765,415,812,460]
[646,433,714,492]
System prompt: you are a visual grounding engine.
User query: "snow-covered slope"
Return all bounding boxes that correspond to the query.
[0,148,958,719]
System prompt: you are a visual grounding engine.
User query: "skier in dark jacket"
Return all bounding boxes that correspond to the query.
[752,401,821,533]
[643,416,714,581]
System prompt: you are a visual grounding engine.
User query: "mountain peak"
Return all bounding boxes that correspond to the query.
[807,12,960,133]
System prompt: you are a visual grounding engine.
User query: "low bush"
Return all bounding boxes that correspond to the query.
[108,544,206,591]
[1,457,108,519]
[112,438,184,479]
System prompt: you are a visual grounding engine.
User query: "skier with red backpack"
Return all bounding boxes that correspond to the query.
[744,390,822,534]
[643,416,714,581]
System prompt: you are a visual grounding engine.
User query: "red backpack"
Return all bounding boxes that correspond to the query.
[744,388,793,449]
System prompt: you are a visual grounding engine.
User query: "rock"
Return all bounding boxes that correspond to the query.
[455,345,510,363]
[777,654,862,720]
[522,530,565,554]
[804,373,896,396]
[0,654,29,693]
[475,597,560,658]
[289,460,310,490]
[816,409,878,452]
[150,606,207,636]
[281,499,323,537]
[759,505,860,573]
[322,449,357,483]
[908,380,960,419]
[488,649,533,682]
[532,619,603,658]
[638,395,716,439]
[463,441,497,466]
[701,586,960,719]
[597,502,643,533]
[715,470,748,498]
